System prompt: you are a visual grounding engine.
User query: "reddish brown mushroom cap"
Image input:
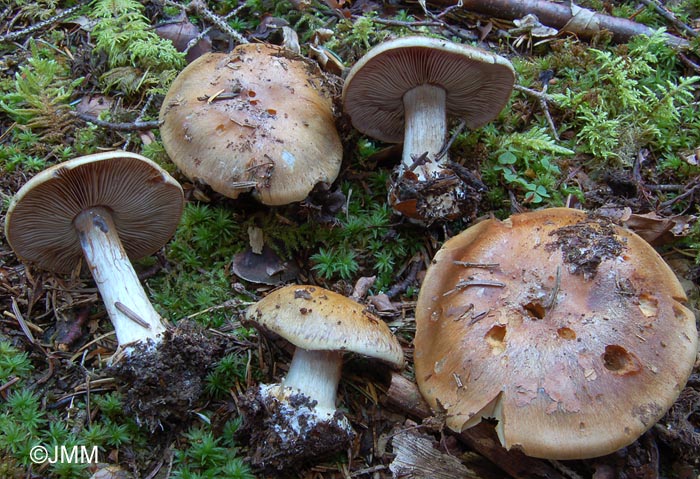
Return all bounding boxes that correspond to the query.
[159,43,342,206]
[5,151,184,274]
[414,208,698,459]
[342,36,515,143]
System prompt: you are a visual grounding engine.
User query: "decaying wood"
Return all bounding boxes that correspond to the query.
[383,372,567,479]
[390,425,480,478]
[427,0,690,48]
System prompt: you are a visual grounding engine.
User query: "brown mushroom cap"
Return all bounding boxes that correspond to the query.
[245,285,405,368]
[159,43,343,205]
[342,36,515,143]
[414,207,698,459]
[5,151,184,274]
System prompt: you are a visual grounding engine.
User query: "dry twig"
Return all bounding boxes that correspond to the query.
[0,4,83,43]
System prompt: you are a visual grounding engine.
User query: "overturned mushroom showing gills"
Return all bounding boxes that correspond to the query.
[342,36,514,223]
[5,151,184,351]
[414,207,698,459]
[159,43,343,205]
[242,284,405,471]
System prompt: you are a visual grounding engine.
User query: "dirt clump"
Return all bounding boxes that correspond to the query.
[236,385,355,475]
[546,214,627,279]
[108,320,230,431]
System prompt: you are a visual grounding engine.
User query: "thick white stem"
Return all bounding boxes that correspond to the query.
[402,84,448,181]
[282,348,342,415]
[73,207,166,348]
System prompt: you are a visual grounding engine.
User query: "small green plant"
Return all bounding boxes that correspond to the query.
[482,126,576,205]
[550,30,700,165]
[311,247,360,280]
[0,342,32,381]
[149,202,245,327]
[205,353,251,398]
[172,424,254,479]
[0,41,82,148]
[90,0,185,95]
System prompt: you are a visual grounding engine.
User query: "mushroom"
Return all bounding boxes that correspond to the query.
[4,151,184,352]
[159,43,343,206]
[241,284,405,470]
[413,207,698,459]
[342,36,515,223]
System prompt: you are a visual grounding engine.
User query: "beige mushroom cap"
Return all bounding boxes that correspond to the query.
[245,285,405,368]
[414,207,698,460]
[342,36,515,143]
[159,43,343,206]
[5,151,184,274]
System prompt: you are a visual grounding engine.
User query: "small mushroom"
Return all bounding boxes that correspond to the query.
[159,43,343,206]
[342,36,515,223]
[241,284,404,471]
[414,208,698,459]
[5,152,184,352]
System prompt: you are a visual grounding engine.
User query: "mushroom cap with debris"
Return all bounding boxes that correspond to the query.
[4,151,184,274]
[414,207,698,460]
[342,35,515,143]
[159,43,343,206]
[246,284,405,368]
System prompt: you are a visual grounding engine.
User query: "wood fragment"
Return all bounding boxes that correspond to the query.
[389,426,480,478]
[428,0,690,48]
[72,112,162,131]
[637,0,697,38]
[383,372,568,479]
[453,261,500,269]
[0,4,83,43]
[114,302,151,329]
[11,297,35,344]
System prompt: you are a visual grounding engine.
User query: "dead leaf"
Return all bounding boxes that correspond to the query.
[89,464,131,479]
[351,276,376,300]
[369,293,398,313]
[624,212,696,246]
[155,13,212,63]
[75,95,113,117]
[231,246,299,285]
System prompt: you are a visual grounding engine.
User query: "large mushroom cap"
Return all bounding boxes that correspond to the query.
[5,151,184,274]
[414,208,698,460]
[245,284,405,368]
[342,36,515,143]
[159,43,343,206]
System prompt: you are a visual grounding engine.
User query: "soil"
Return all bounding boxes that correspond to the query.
[236,384,356,476]
[108,320,231,431]
[546,214,627,279]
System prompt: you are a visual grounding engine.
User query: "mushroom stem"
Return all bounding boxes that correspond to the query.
[73,206,166,348]
[402,84,448,180]
[282,348,343,415]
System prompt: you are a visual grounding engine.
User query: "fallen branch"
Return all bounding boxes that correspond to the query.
[637,0,697,38]
[72,111,162,131]
[427,0,690,48]
[0,4,83,43]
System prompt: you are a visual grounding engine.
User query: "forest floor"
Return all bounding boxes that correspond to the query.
[1,0,699,478]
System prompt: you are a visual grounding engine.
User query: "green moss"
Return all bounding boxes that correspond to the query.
[90,0,185,95]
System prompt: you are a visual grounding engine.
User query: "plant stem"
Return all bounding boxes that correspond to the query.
[73,206,166,348]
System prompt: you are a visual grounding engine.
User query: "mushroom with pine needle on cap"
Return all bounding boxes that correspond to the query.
[239,284,405,472]
[4,151,184,354]
[414,207,698,459]
[159,42,343,206]
[342,36,515,223]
